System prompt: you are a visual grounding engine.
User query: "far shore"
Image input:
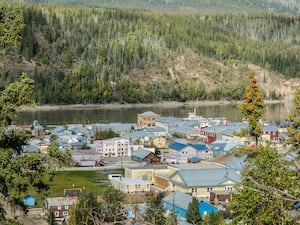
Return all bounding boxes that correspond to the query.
[20,100,285,112]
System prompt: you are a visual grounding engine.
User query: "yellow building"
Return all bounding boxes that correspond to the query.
[124,165,169,184]
[152,136,168,149]
[137,111,160,127]
[110,177,151,193]
[124,158,242,198]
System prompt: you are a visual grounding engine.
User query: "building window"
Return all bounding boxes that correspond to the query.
[65,205,69,210]
[135,184,141,191]
[63,211,69,216]
[207,187,213,192]
[225,186,233,191]
[54,211,59,217]
[192,188,197,193]
[57,205,61,210]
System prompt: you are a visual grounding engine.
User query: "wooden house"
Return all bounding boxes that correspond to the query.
[43,197,78,224]
[131,149,161,165]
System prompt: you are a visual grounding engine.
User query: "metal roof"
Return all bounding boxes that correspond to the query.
[190,144,210,151]
[262,124,278,132]
[131,149,152,159]
[169,142,187,151]
[175,168,241,187]
[169,143,210,151]
[163,191,192,210]
[140,111,159,116]
[46,197,78,207]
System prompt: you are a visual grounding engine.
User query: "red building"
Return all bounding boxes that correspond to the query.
[44,197,78,224]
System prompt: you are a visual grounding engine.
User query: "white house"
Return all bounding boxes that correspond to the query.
[93,137,130,157]
[168,142,212,163]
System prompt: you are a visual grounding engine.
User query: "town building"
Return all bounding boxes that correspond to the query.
[93,137,130,157]
[110,177,151,193]
[43,197,78,224]
[131,149,161,165]
[163,191,218,220]
[137,111,160,127]
[167,142,212,163]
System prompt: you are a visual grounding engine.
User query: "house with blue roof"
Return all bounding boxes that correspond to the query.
[67,124,94,138]
[168,142,212,163]
[163,191,218,220]
[210,140,240,157]
[51,126,72,135]
[56,134,88,150]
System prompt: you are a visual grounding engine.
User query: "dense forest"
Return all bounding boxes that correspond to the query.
[0,2,300,104]
[8,0,300,14]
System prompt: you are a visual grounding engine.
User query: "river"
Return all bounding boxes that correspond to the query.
[17,102,292,127]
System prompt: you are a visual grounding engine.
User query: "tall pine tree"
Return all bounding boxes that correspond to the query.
[186,197,202,225]
[238,71,265,147]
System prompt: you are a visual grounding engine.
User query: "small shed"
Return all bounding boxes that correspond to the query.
[23,195,35,207]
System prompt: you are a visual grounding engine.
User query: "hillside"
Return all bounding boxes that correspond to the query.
[0,3,300,104]
[7,0,300,14]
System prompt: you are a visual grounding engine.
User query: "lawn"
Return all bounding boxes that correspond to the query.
[48,169,123,197]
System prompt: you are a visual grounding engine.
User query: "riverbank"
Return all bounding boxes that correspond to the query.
[20,100,285,111]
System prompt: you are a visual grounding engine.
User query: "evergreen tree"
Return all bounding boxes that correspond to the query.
[231,147,299,224]
[0,3,24,52]
[166,211,178,225]
[186,197,202,225]
[238,71,265,147]
[202,211,225,225]
[48,142,73,167]
[0,73,35,127]
[0,127,30,155]
[287,88,300,155]
[94,128,119,140]
[144,191,166,225]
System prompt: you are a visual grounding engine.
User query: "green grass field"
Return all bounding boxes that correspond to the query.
[48,169,123,197]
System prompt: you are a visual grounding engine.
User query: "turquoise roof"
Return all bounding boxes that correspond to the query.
[169,142,210,151]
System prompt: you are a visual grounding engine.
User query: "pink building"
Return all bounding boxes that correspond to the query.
[94,138,130,157]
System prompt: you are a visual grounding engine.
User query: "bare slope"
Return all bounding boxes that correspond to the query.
[125,51,299,101]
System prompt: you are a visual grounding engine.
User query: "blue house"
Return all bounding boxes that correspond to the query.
[23,195,35,207]
[163,191,218,219]
[168,142,212,163]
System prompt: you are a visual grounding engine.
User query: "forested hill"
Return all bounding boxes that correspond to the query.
[0,3,300,104]
[8,0,300,14]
